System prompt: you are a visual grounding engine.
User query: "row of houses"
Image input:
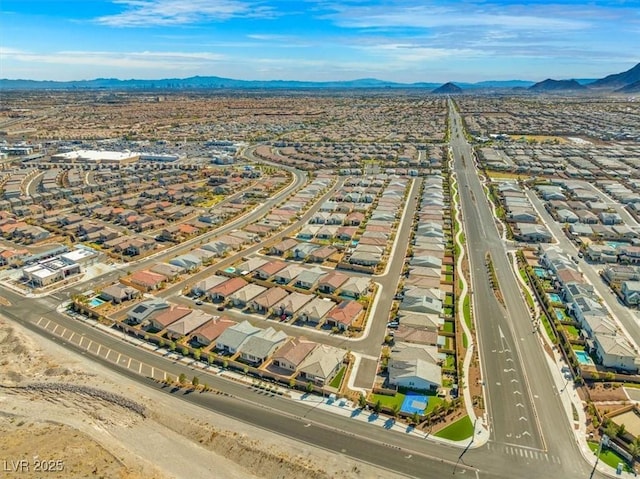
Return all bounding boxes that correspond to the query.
[127,300,346,385]
[386,174,450,392]
[496,181,552,243]
[540,245,640,372]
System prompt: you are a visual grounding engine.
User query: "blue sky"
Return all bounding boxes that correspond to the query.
[0,0,638,82]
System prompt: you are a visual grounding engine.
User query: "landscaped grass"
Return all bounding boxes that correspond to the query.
[425,396,444,414]
[434,415,474,441]
[442,321,454,334]
[445,274,454,283]
[444,294,454,306]
[371,392,405,410]
[565,325,580,338]
[329,366,346,389]
[462,332,468,348]
[445,265,454,273]
[444,354,455,370]
[462,296,471,329]
[540,314,557,343]
[587,442,633,472]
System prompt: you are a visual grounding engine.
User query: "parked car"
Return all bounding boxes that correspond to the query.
[217,305,225,311]
[195,300,203,306]
[387,321,399,329]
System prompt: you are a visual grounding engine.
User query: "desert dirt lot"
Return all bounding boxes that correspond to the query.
[0,315,403,479]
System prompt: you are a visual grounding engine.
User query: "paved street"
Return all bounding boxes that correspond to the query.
[448,100,603,478]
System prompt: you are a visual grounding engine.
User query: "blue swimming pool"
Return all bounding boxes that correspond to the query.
[574,350,595,366]
[554,309,565,321]
[606,241,627,250]
[89,297,105,307]
[548,293,562,303]
[534,267,548,278]
[224,267,236,274]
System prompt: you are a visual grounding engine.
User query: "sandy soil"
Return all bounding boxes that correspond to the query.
[0,315,404,479]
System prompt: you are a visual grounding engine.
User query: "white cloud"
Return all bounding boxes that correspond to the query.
[96,0,273,27]
[1,49,224,70]
[323,3,589,32]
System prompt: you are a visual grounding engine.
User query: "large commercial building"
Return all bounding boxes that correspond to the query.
[50,150,140,165]
[22,246,101,288]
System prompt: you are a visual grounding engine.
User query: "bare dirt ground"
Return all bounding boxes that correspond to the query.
[0,315,405,479]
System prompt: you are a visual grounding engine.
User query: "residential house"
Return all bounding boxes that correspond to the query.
[388,343,442,391]
[298,344,346,386]
[621,280,640,306]
[308,245,338,263]
[166,310,213,340]
[169,253,202,272]
[270,238,299,256]
[191,316,236,346]
[235,257,269,275]
[274,264,305,285]
[148,305,191,331]
[276,291,313,317]
[325,300,363,331]
[129,270,167,291]
[317,271,350,294]
[270,338,317,372]
[229,284,267,308]
[249,287,289,314]
[297,297,335,323]
[190,275,227,297]
[294,267,325,290]
[254,260,288,280]
[99,283,140,304]
[209,277,248,302]
[126,299,169,324]
[400,288,442,315]
[339,276,370,298]
[150,262,185,281]
[215,320,261,355]
[238,327,288,365]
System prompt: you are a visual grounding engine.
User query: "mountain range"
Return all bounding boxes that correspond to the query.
[1,63,638,93]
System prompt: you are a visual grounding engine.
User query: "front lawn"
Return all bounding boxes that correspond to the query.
[587,442,633,472]
[425,396,444,414]
[371,392,405,410]
[434,415,474,441]
[329,366,346,389]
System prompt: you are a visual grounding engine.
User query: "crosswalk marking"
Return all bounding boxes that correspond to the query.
[500,445,560,464]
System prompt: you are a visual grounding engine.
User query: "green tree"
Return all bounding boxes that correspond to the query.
[604,420,618,440]
[169,341,176,352]
[193,349,201,361]
[192,376,200,387]
[178,373,187,385]
[373,400,382,414]
[391,403,401,419]
[411,411,421,426]
[358,393,367,409]
[628,437,640,469]
[181,346,189,356]
[306,382,314,393]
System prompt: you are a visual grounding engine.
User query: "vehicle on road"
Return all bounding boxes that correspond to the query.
[195,300,203,305]
[217,305,225,311]
[387,321,399,329]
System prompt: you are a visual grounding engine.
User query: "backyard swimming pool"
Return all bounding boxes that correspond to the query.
[88,297,105,307]
[534,267,548,278]
[606,241,628,250]
[574,350,595,366]
[548,293,562,303]
[555,309,565,321]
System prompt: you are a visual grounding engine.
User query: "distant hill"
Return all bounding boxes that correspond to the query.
[431,82,463,94]
[590,63,640,89]
[617,80,640,94]
[528,79,586,92]
[2,63,638,92]
[0,76,441,91]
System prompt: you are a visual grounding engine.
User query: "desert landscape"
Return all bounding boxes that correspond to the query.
[0,315,405,479]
